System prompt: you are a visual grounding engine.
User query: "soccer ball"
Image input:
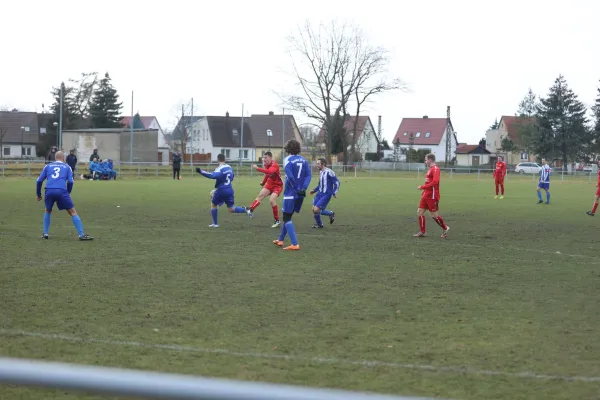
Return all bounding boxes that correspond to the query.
[209,189,215,200]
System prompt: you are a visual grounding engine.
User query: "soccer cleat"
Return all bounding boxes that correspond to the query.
[329,211,335,224]
[587,211,595,216]
[272,239,283,247]
[41,234,49,240]
[494,195,498,199]
[311,224,324,229]
[79,234,93,241]
[208,224,220,228]
[499,196,504,200]
[537,200,544,204]
[545,202,550,205]
[245,208,253,218]
[441,226,450,239]
[413,232,426,237]
[271,220,280,228]
[283,244,300,251]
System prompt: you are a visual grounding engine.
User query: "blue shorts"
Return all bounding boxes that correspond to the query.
[212,188,235,208]
[45,189,74,211]
[282,195,305,214]
[538,182,550,190]
[313,192,332,210]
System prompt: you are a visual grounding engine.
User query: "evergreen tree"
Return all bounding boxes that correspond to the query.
[533,75,589,164]
[593,80,600,135]
[488,117,499,130]
[513,88,539,153]
[588,80,600,159]
[89,73,123,128]
[517,88,538,117]
[49,83,79,130]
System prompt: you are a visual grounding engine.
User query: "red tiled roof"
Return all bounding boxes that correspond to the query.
[318,116,372,142]
[500,115,536,143]
[121,116,157,129]
[392,117,449,145]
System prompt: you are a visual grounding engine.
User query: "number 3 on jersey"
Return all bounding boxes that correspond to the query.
[51,167,60,179]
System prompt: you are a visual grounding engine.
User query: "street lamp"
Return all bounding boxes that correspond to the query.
[53,122,59,148]
[266,129,273,150]
[20,126,25,159]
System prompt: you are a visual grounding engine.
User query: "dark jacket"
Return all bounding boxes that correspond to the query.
[172,154,182,169]
[47,149,57,162]
[89,151,99,162]
[66,154,78,169]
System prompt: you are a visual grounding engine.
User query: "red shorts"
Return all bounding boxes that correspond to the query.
[419,197,439,212]
[264,183,283,196]
[495,177,504,185]
[595,187,600,196]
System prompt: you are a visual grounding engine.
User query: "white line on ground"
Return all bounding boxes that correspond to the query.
[0,329,598,384]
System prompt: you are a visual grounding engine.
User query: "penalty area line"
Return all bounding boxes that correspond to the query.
[0,329,598,384]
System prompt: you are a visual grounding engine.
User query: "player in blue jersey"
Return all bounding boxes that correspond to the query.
[273,139,311,250]
[537,158,551,204]
[196,153,247,227]
[36,151,93,240]
[309,158,340,228]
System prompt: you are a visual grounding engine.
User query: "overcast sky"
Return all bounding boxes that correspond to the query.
[1,0,598,145]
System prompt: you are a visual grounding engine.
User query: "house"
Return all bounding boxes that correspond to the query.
[0,110,40,158]
[245,112,302,161]
[486,115,536,165]
[317,115,379,162]
[121,115,169,165]
[456,144,492,166]
[392,115,458,164]
[187,112,254,162]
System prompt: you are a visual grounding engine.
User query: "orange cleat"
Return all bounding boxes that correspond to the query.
[283,244,300,251]
[273,240,283,247]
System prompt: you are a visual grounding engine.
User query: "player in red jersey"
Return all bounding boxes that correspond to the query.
[246,151,283,227]
[586,160,600,216]
[414,153,450,238]
[493,156,507,199]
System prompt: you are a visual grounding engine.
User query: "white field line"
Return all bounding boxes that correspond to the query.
[0,329,598,384]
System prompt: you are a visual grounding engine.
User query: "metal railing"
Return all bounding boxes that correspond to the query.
[0,357,437,400]
[0,159,597,183]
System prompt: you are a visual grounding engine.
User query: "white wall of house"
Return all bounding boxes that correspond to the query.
[216,147,256,162]
[148,118,168,149]
[456,153,491,166]
[353,120,379,159]
[2,144,36,158]
[187,118,215,156]
[485,129,501,153]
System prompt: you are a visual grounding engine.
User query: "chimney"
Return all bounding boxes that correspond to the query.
[423,115,428,119]
[226,111,229,117]
[268,111,274,116]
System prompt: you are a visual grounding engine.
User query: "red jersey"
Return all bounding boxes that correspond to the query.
[597,169,600,186]
[494,161,506,178]
[257,161,283,187]
[421,165,441,200]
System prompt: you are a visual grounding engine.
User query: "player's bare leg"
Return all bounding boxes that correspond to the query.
[311,205,324,228]
[246,188,270,218]
[413,208,427,237]
[430,210,450,239]
[66,208,93,240]
[587,194,600,216]
[269,192,280,227]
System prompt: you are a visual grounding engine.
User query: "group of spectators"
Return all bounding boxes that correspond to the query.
[47,147,116,180]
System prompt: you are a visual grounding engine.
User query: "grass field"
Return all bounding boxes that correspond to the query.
[1,173,599,400]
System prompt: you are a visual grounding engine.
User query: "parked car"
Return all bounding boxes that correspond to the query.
[515,162,541,174]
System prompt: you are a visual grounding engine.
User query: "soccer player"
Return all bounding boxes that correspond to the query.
[309,158,340,228]
[586,160,600,216]
[273,139,311,250]
[537,158,551,204]
[246,151,283,227]
[36,151,93,240]
[414,153,450,238]
[196,153,246,227]
[493,156,507,199]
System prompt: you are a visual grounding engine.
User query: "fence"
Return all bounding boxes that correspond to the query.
[0,357,437,400]
[1,159,597,184]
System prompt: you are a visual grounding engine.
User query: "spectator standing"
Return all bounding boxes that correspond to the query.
[66,150,77,175]
[172,151,182,180]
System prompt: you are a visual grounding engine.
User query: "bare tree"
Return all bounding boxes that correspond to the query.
[0,127,7,159]
[68,72,99,117]
[279,20,404,164]
[171,99,199,156]
[0,105,9,112]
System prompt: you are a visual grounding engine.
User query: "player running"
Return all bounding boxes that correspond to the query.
[493,156,507,199]
[586,160,600,216]
[273,139,311,250]
[196,153,247,227]
[36,151,93,240]
[246,151,283,227]
[536,158,551,204]
[309,158,339,228]
[414,153,450,238]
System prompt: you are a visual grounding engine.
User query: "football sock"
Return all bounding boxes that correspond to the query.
[285,221,298,245]
[211,209,218,225]
[495,184,499,195]
[314,214,322,226]
[537,191,543,201]
[320,209,333,216]
[592,202,598,213]
[272,205,279,221]
[500,184,504,195]
[433,216,448,230]
[278,223,288,241]
[546,192,550,203]
[43,212,51,235]
[233,206,246,213]
[71,215,84,236]
[419,215,426,233]
[250,200,260,211]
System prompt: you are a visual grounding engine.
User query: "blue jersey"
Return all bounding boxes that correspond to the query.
[283,155,311,196]
[539,164,551,183]
[313,167,340,195]
[199,163,234,189]
[37,161,74,198]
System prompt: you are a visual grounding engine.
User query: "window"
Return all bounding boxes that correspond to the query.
[21,147,31,156]
[201,148,205,153]
[403,132,407,136]
[239,149,248,159]
[425,132,431,138]
[232,129,238,135]
[521,152,528,160]
[3,147,9,156]
[220,149,230,158]
[415,132,421,137]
